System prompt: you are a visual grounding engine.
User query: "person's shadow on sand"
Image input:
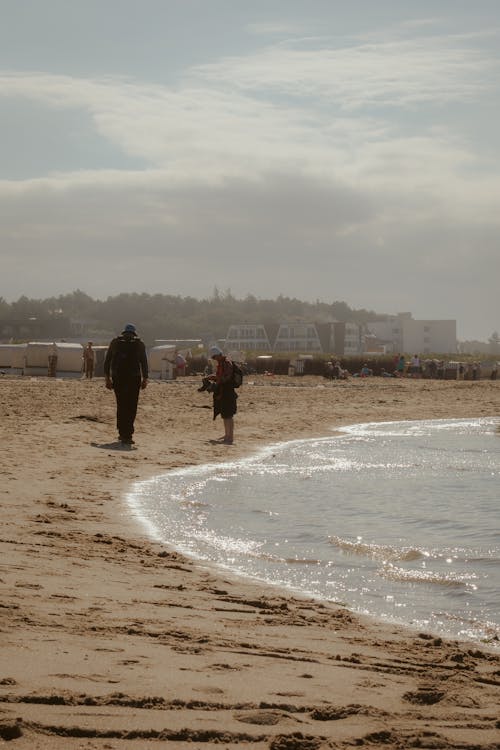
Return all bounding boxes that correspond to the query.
[91,441,137,452]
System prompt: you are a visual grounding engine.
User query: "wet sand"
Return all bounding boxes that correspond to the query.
[1,375,499,749]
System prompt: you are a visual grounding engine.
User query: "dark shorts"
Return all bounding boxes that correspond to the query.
[213,385,237,420]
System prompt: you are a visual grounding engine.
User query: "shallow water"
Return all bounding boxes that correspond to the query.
[128,418,500,646]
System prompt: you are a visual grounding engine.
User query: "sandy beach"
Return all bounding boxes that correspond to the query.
[1,375,499,750]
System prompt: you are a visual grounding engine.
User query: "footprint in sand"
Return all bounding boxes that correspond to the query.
[234,710,296,726]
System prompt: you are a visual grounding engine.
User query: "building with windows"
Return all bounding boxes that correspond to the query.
[224,320,365,355]
[342,322,364,355]
[225,324,273,352]
[273,323,323,352]
[366,313,457,354]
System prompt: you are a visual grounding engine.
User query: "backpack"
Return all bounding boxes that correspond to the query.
[111,335,142,377]
[232,362,244,388]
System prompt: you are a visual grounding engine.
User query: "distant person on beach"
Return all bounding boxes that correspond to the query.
[103,324,148,445]
[83,341,95,379]
[174,351,187,377]
[331,360,347,379]
[205,346,237,444]
[427,359,437,378]
[396,355,406,377]
[324,360,334,379]
[323,360,344,379]
[409,354,421,377]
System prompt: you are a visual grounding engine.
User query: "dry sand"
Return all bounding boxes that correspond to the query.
[1,374,499,749]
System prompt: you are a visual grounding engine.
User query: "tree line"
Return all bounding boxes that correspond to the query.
[0,289,382,345]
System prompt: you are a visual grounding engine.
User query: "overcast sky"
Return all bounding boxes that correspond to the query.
[1,1,499,339]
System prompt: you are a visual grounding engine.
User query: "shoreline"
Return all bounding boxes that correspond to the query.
[1,376,500,749]
[124,414,500,652]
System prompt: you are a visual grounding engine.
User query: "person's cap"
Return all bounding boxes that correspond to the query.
[123,323,136,333]
[208,345,223,358]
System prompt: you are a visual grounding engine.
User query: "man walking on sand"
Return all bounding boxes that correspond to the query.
[82,341,95,379]
[104,324,148,445]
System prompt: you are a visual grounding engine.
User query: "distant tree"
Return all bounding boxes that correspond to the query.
[10,295,49,320]
[488,331,500,354]
[0,290,388,346]
[330,301,352,321]
[459,340,490,355]
[0,297,10,320]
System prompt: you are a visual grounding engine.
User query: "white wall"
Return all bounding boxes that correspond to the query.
[403,319,457,355]
[367,314,457,354]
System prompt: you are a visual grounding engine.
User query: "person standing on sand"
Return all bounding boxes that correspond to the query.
[410,354,421,378]
[174,350,187,377]
[206,346,237,444]
[82,341,95,379]
[104,324,148,445]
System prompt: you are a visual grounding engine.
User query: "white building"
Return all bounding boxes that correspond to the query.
[225,324,272,352]
[224,321,365,355]
[273,323,323,352]
[366,313,457,354]
[343,322,364,355]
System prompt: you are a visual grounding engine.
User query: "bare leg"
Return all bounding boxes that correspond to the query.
[223,417,234,444]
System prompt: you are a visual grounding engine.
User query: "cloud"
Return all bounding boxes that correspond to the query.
[192,31,500,109]
[1,21,498,188]
[1,163,498,338]
[1,18,499,338]
[0,165,495,272]
[0,23,497,178]
[0,61,497,221]
[246,21,304,37]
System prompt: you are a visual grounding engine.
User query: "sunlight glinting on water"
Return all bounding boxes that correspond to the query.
[127,417,500,646]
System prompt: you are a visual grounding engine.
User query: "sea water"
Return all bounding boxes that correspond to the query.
[128,418,500,646]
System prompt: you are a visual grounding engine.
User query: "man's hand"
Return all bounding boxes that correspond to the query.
[105,376,113,390]
[141,378,148,390]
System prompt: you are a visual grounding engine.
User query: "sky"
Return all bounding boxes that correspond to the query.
[1,0,499,340]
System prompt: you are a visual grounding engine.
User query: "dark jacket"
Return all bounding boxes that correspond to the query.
[104,333,148,380]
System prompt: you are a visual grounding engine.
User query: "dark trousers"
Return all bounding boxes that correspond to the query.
[113,377,141,439]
